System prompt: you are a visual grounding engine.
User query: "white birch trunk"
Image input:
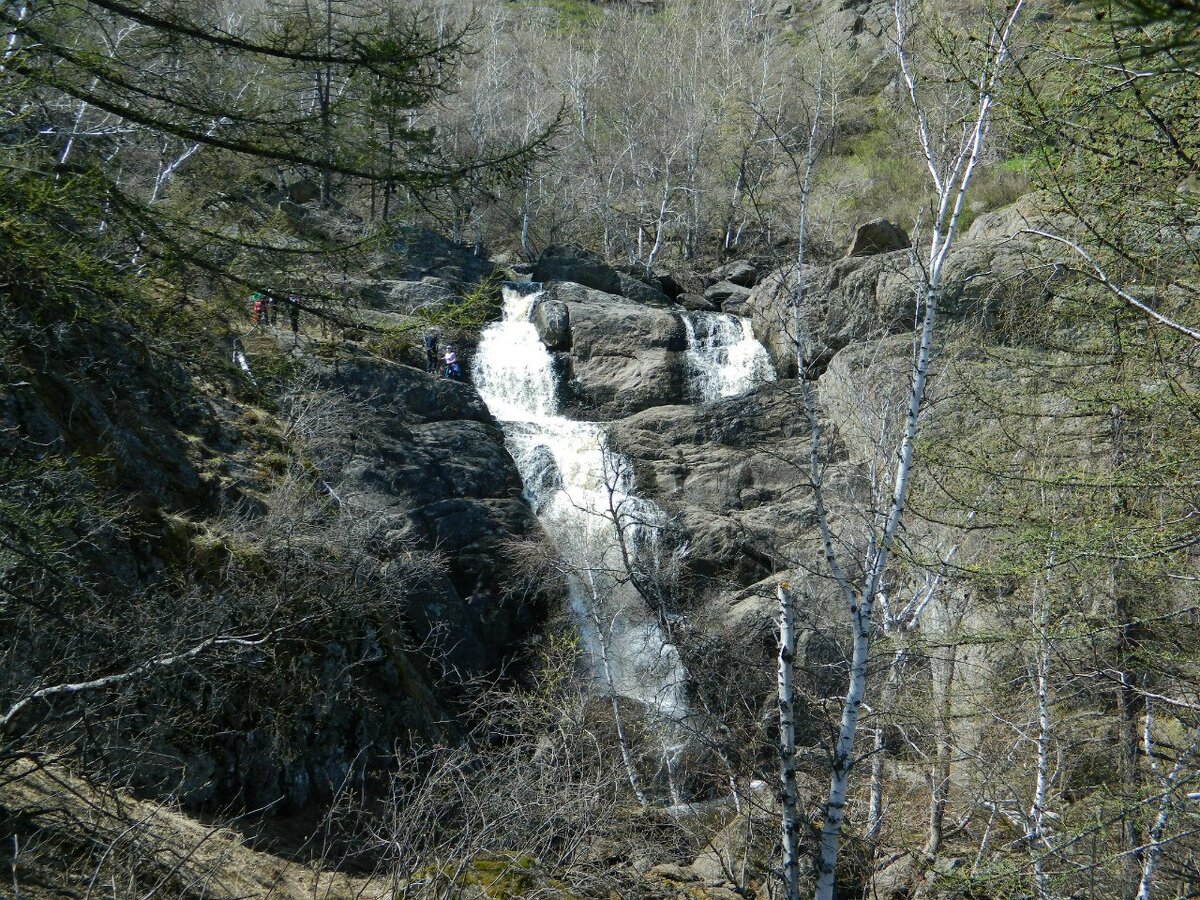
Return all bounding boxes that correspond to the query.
[810,5,1023,895]
[925,643,956,858]
[866,648,905,840]
[1027,636,1052,899]
[813,595,873,898]
[1135,706,1200,900]
[2,0,30,64]
[778,583,803,900]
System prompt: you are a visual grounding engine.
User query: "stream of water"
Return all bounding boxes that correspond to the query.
[682,311,776,403]
[472,288,776,723]
[473,287,686,718]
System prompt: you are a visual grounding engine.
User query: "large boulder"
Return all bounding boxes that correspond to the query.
[533,244,623,294]
[678,292,718,312]
[705,280,753,313]
[531,296,571,350]
[546,281,687,419]
[706,259,759,287]
[846,218,911,257]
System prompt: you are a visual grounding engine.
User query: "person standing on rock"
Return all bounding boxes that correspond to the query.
[442,345,462,381]
[250,292,266,327]
[424,331,439,374]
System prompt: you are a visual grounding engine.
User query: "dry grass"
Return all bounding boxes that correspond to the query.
[1,759,389,900]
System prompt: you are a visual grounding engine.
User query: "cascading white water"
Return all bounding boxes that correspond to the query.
[682,311,776,403]
[472,290,559,420]
[473,287,687,720]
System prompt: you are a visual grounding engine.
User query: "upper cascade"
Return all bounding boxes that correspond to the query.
[472,287,559,421]
[682,311,777,403]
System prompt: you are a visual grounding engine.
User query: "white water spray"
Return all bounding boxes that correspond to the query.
[682,311,776,402]
[473,287,687,720]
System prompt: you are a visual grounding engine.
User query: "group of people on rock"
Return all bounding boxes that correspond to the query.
[249,291,302,334]
[423,331,464,381]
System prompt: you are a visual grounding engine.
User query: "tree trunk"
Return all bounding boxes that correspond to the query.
[1028,640,1052,900]
[814,597,872,900]
[778,583,803,900]
[867,648,906,840]
[925,644,957,858]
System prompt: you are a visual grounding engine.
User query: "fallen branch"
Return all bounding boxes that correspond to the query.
[1,634,268,734]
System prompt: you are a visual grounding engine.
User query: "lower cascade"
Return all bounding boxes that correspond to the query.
[682,311,776,402]
[473,286,687,721]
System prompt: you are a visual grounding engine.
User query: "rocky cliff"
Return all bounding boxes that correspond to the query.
[0,234,555,815]
[6,189,1179,899]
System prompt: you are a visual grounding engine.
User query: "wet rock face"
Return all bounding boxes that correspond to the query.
[609,384,822,588]
[545,281,688,420]
[531,296,571,350]
[522,444,563,512]
[311,350,550,676]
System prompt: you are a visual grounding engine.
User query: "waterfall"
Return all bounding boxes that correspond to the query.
[682,311,776,403]
[473,287,687,720]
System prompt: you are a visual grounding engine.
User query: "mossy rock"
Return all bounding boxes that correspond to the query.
[188,530,230,573]
[406,852,582,899]
[255,450,290,476]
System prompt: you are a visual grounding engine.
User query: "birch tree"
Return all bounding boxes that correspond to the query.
[776,3,1026,896]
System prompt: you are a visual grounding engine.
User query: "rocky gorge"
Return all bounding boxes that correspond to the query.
[5,175,1198,898]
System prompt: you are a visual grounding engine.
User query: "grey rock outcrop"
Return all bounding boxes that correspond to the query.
[747,227,1055,376]
[531,296,571,350]
[966,191,1057,243]
[618,271,673,305]
[311,350,550,677]
[610,382,843,588]
[546,281,687,419]
[707,259,759,287]
[376,225,493,286]
[607,381,863,685]
[360,277,458,312]
[533,244,623,294]
[748,251,918,376]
